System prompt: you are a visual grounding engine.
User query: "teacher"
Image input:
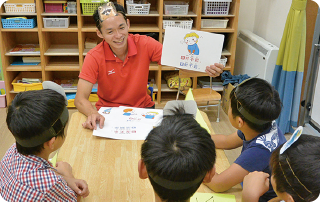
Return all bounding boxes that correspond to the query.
[75,2,224,130]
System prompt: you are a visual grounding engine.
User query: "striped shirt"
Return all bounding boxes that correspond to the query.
[0,144,77,201]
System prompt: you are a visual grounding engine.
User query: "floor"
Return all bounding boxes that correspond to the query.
[0,106,290,165]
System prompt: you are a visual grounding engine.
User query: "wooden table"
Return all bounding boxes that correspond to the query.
[58,111,242,202]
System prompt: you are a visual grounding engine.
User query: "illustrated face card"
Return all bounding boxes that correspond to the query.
[161,27,225,72]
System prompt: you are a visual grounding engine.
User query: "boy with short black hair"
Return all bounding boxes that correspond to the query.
[138,108,216,202]
[0,86,89,201]
[206,78,286,202]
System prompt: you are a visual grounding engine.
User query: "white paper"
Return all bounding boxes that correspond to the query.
[161,27,225,72]
[93,107,163,140]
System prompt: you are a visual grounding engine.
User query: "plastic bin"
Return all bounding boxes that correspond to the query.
[219,56,227,67]
[68,2,77,14]
[163,17,193,29]
[4,3,36,13]
[2,17,37,29]
[43,17,70,28]
[202,0,232,15]
[12,72,43,92]
[45,3,63,13]
[201,18,228,28]
[126,1,150,15]
[80,0,106,15]
[164,1,189,15]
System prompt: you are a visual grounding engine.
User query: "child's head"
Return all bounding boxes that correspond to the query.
[270,135,320,202]
[229,78,281,132]
[6,89,68,156]
[139,108,216,202]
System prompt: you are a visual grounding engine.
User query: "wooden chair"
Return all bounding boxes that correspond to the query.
[176,69,221,122]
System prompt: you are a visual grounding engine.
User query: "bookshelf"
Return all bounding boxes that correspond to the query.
[0,0,240,105]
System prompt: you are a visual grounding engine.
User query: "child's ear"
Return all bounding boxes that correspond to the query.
[138,159,148,179]
[236,116,244,128]
[44,137,56,150]
[203,166,216,183]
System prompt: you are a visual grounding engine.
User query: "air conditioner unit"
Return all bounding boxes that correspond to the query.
[234,30,279,83]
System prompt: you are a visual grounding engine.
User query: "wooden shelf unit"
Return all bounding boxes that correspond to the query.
[0,0,240,105]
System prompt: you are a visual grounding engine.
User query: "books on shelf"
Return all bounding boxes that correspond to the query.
[54,78,78,90]
[85,38,97,49]
[9,44,40,54]
[198,76,223,91]
[16,78,42,84]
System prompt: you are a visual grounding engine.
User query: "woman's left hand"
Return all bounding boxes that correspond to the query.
[205,63,224,77]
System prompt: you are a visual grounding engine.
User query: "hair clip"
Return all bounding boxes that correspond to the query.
[98,2,118,22]
[280,126,303,155]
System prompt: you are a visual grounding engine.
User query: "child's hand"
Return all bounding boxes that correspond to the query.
[242,171,270,202]
[55,161,73,178]
[64,177,90,198]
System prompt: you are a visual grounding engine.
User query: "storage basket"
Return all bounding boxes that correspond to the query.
[126,1,150,15]
[43,17,70,28]
[4,3,36,13]
[80,0,107,15]
[2,17,37,29]
[164,1,188,15]
[202,0,232,15]
[219,56,227,67]
[45,3,63,13]
[12,72,43,92]
[68,2,77,14]
[163,17,193,29]
[201,18,228,28]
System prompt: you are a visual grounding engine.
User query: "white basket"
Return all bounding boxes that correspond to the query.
[68,2,77,14]
[164,1,189,15]
[4,3,36,13]
[202,0,232,16]
[163,17,193,29]
[220,56,227,67]
[201,18,228,28]
[43,17,70,28]
[126,1,150,15]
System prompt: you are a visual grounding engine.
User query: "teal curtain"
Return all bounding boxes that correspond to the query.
[272,0,306,133]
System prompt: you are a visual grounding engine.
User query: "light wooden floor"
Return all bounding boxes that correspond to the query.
[0,106,243,164]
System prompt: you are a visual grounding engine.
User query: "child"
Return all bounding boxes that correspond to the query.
[184,32,200,55]
[0,84,89,201]
[242,134,320,202]
[206,78,286,202]
[138,107,216,202]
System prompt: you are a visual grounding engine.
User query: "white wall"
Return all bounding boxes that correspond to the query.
[238,0,291,47]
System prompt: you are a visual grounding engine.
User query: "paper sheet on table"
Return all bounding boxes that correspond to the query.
[190,193,236,202]
[161,27,224,73]
[185,89,211,133]
[93,107,163,140]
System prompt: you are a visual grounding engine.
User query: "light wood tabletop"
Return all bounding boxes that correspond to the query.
[57,111,242,202]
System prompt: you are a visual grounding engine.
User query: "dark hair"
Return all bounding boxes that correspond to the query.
[141,107,216,202]
[6,89,67,155]
[230,78,282,132]
[93,2,127,32]
[270,135,320,202]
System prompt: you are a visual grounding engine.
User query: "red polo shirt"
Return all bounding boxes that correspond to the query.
[79,34,162,109]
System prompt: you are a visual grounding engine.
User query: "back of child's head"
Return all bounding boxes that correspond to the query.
[141,107,216,202]
[230,78,281,132]
[6,89,67,155]
[270,134,320,202]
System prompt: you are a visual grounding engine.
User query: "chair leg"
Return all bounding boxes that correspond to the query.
[206,101,209,110]
[216,100,221,122]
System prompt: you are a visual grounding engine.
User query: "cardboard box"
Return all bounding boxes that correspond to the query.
[221,83,235,114]
[5,0,35,3]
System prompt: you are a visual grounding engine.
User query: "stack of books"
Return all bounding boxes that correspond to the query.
[198,76,223,91]
[17,78,42,84]
[54,78,78,90]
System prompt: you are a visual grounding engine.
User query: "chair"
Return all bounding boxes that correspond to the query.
[176,69,221,122]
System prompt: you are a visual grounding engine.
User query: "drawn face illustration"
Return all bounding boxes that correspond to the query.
[185,36,198,45]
